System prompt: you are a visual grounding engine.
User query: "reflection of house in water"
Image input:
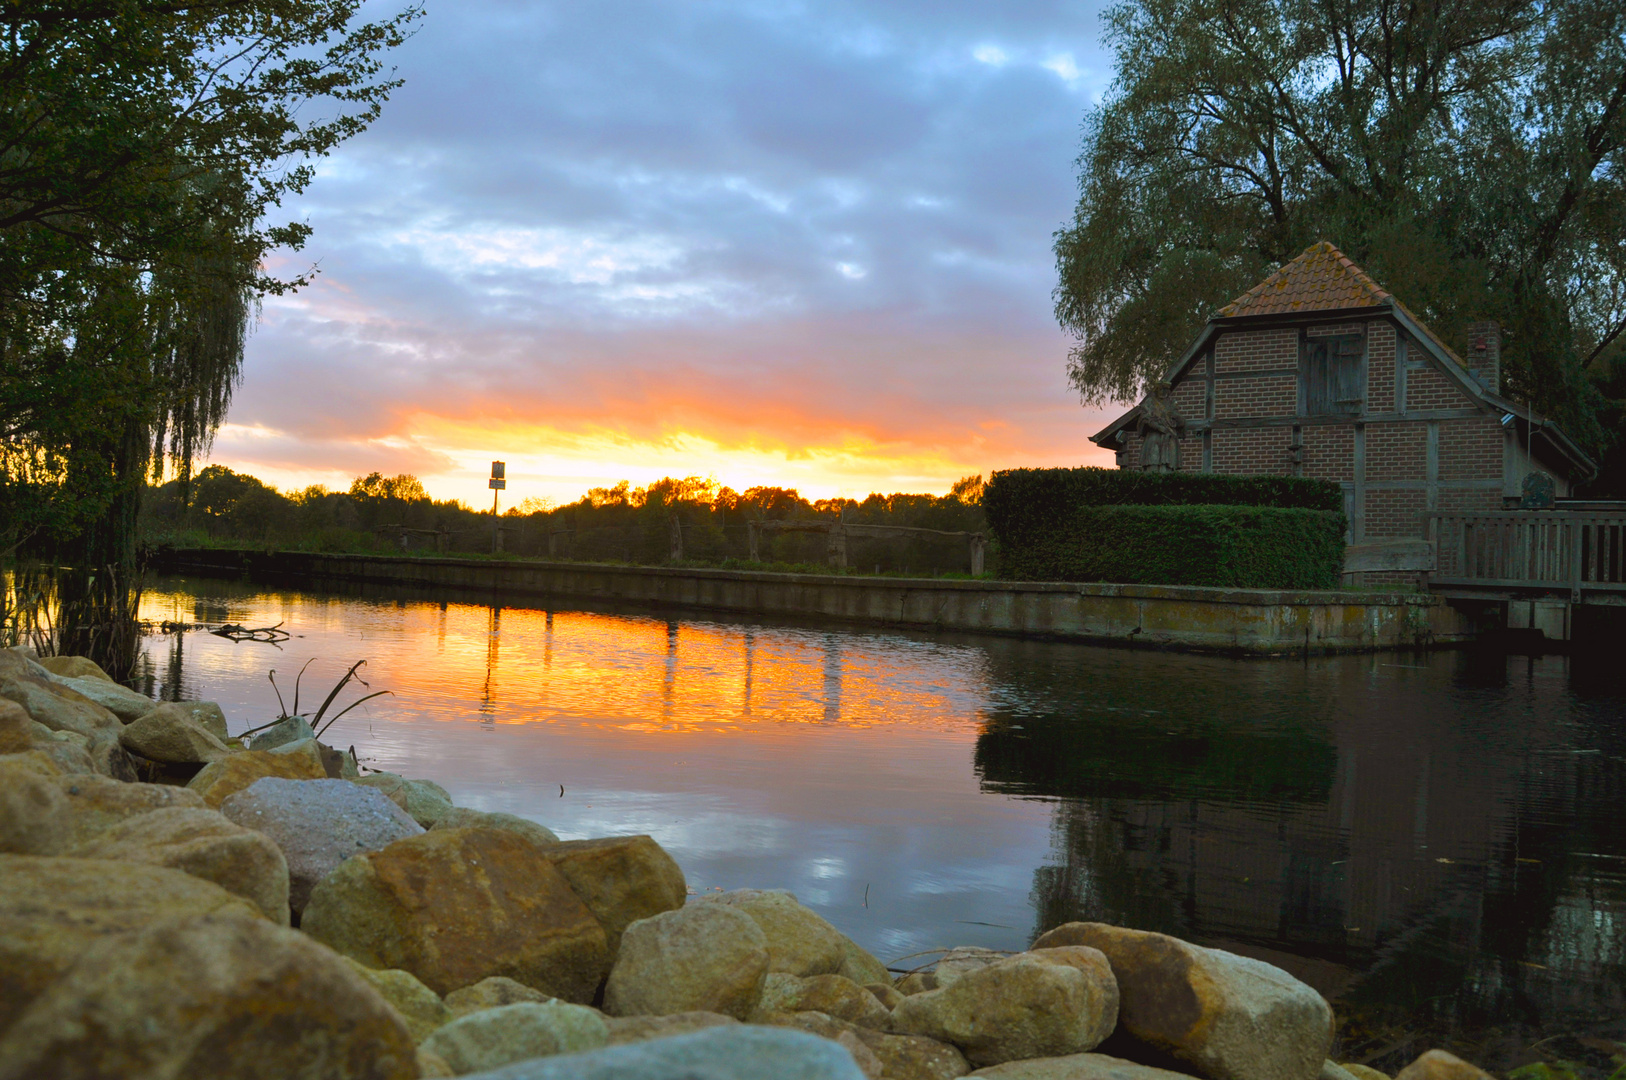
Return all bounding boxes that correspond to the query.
[972,645,1626,1060]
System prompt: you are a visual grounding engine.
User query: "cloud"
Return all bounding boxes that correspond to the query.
[218,0,1123,504]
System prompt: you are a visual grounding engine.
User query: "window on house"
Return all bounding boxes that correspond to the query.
[1302,334,1364,416]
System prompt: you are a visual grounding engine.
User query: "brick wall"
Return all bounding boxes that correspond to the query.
[1365,422,1426,481]
[1215,328,1296,373]
[1438,417,1501,481]
[1172,378,1206,419]
[1216,374,1296,419]
[1365,489,1427,539]
[1366,322,1396,413]
[1212,428,1295,475]
[1302,426,1354,482]
[1406,366,1466,412]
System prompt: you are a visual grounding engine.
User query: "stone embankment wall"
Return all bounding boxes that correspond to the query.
[0,647,1509,1078]
[155,549,1481,655]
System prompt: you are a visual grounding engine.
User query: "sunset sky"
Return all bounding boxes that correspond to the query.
[214,1,1124,507]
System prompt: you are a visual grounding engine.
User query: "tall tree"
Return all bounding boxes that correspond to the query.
[1055,0,1626,464]
[0,0,418,664]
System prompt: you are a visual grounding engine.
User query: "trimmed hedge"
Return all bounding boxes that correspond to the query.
[996,503,1347,589]
[983,467,1343,534]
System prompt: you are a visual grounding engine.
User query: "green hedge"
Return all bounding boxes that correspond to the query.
[995,503,1347,588]
[983,467,1343,534]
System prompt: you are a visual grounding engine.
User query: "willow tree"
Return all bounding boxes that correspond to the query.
[0,0,419,667]
[1055,0,1626,465]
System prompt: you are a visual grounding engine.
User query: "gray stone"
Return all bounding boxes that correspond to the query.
[355,771,454,826]
[754,973,890,1029]
[604,901,769,1019]
[219,777,423,914]
[118,707,231,764]
[250,714,314,751]
[54,674,156,723]
[446,976,551,1018]
[604,1011,740,1046]
[969,1053,1203,1079]
[0,669,120,737]
[135,701,230,742]
[420,1001,609,1074]
[453,1025,867,1080]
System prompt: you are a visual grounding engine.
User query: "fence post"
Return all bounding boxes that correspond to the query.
[970,533,986,576]
[436,527,448,554]
[748,521,759,562]
[670,515,684,564]
[827,524,847,570]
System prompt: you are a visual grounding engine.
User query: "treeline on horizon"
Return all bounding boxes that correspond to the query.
[134,466,990,576]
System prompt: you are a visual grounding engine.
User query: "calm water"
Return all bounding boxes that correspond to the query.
[134,574,1626,1072]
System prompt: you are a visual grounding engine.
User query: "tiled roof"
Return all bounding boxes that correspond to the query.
[1219,241,1392,318]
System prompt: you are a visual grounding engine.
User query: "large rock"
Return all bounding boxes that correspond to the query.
[188,743,328,806]
[37,655,113,682]
[969,1053,1208,1079]
[119,706,232,764]
[935,947,1008,988]
[420,1001,610,1074]
[0,910,417,1080]
[702,889,846,976]
[890,947,1119,1067]
[1393,1051,1494,1080]
[0,854,263,1032]
[838,937,894,988]
[604,1011,740,1046]
[446,976,552,1018]
[342,956,452,1042]
[0,698,44,753]
[86,726,139,779]
[302,826,609,1000]
[433,807,560,847]
[0,650,120,737]
[755,973,891,1029]
[444,1025,867,1080]
[604,901,770,1019]
[1033,923,1332,1080]
[538,835,686,956]
[355,771,454,826]
[220,777,424,914]
[1339,1066,1391,1080]
[855,1029,971,1080]
[763,1010,886,1079]
[67,806,291,924]
[53,772,207,845]
[0,755,69,854]
[134,700,230,741]
[54,673,156,722]
[248,714,314,750]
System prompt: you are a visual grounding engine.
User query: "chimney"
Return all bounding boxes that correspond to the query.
[1467,320,1500,393]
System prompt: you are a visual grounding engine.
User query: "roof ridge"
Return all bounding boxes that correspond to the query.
[1219,241,1392,319]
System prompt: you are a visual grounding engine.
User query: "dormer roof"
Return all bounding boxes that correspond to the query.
[1219,241,1391,318]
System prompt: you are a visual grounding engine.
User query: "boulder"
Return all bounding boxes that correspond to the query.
[898,972,937,995]
[119,706,232,764]
[934,947,1008,988]
[0,757,69,854]
[86,727,139,780]
[854,1029,971,1080]
[1339,1067,1391,1080]
[867,982,905,1011]
[968,1053,1207,1079]
[219,777,424,914]
[355,771,454,826]
[53,773,207,846]
[701,889,847,977]
[1032,923,1332,1080]
[66,806,290,924]
[889,947,1119,1067]
[0,854,263,1032]
[838,937,895,988]
[135,700,230,741]
[447,976,552,1018]
[248,714,314,750]
[187,743,328,807]
[1322,1064,1360,1080]
[0,699,43,753]
[433,807,560,847]
[37,655,113,682]
[420,1001,610,1074]
[420,1049,456,1078]
[0,910,417,1080]
[0,658,120,737]
[1393,1051,1494,1080]
[604,901,770,1020]
[54,673,156,723]
[341,956,452,1041]
[604,1011,741,1046]
[302,826,610,1000]
[767,1011,885,1079]
[441,1024,868,1080]
[538,834,686,956]
[755,973,891,1029]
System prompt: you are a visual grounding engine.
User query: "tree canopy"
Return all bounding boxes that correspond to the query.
[1055,0,1626,460]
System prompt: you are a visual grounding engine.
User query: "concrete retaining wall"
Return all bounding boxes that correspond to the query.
[153,549,1480,655]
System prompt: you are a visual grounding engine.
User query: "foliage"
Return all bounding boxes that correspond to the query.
[997,503,1346,588]
[1055,0,1626,464]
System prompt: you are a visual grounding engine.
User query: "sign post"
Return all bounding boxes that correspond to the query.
[489,461,506,553]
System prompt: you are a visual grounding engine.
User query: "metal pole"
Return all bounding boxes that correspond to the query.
[492,489,499,554]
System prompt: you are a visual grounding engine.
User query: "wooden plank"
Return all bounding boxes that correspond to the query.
[1344,540,1436,573]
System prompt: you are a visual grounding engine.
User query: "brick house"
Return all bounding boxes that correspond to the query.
[1089,243,1596,572]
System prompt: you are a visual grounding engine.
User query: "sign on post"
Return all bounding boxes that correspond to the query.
[489,461,506,490]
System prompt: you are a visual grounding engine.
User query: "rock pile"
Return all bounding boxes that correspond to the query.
[0,648,1505,1080]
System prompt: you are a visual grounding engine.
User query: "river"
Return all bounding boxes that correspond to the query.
[133,572,1626,1072]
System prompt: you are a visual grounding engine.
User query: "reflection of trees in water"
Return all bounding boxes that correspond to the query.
[972,643,1626,1063]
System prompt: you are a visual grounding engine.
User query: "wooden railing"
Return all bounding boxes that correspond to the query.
[1428,511,1626,597]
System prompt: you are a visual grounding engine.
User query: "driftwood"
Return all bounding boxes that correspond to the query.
[210,622,291,644]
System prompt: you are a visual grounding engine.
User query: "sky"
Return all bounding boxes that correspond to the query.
[209,1,1125,508]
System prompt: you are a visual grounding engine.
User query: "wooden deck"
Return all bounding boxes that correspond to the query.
[1428,510,1626,604]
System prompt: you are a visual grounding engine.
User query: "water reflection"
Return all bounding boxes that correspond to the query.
[133,575,1625,1069]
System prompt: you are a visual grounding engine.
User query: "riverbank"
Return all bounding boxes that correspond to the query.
[150,548,1484,655]
[0,645,1512,1079]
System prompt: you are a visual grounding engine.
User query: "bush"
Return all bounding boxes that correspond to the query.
[996,504,1347,588]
